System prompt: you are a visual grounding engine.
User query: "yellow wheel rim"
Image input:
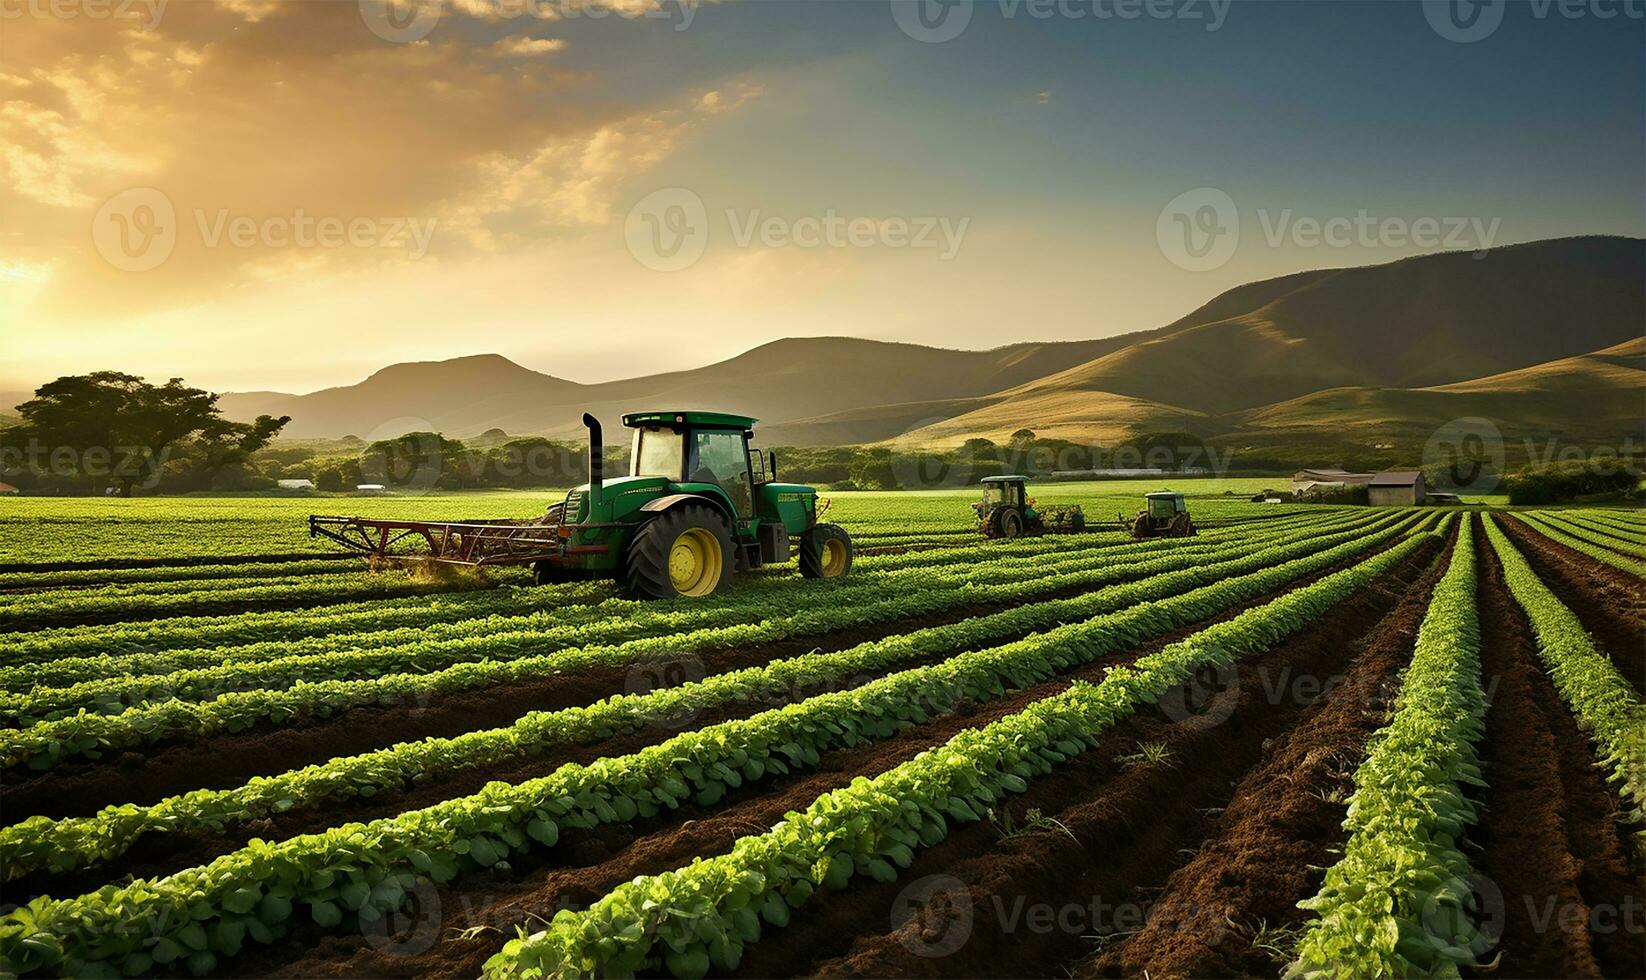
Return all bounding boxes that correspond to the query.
[819,538,848,577]
[668,527,722,596]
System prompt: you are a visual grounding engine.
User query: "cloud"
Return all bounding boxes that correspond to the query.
[0,0,756,323]
[492,36,568,56]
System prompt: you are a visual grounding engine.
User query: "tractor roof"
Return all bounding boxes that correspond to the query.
[1144,490,1185,499]
[981,475,1029,483]
[622,411,758,431]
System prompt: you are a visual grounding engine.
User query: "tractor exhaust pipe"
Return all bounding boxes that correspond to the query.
[583,413,603,508]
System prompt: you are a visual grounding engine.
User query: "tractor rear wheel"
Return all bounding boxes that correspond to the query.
[623,504,734,599]
[1131,512,1152,539]
[994,508,1025,539]
[801,523,853,580]
[1170,512,1195,537]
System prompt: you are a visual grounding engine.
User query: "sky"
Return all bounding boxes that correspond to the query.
[1,0,1642,394]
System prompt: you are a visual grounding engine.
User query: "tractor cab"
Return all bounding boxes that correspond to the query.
[973,475,1085,539]
[1125,490,1196,538]
[979,476,1031,513]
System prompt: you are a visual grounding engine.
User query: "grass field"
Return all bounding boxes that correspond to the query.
[0,487,1641,979]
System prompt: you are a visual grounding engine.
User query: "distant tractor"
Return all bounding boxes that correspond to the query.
[972,475,1086,539]
[1123,491,1197,539]
[310,411,852,600]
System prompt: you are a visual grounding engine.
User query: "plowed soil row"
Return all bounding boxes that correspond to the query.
[753,537,1440,980]
[1499,514,1646,698]
[4,531,1374,823]
[1467,518,1646,979]
[210,539,1437,980]
[1078,523,1454,979]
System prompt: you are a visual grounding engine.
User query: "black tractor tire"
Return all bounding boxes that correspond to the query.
[622,504,734,600]
[993,508,1025,539]
[1170,512,1195,537]
[1131,512,1152,539]
[800,523,854,580]
[533,561,570,587]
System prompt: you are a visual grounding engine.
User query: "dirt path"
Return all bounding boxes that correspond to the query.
[1468,517,1646,979]
[1498,514,1645,698]
[731,540,1440,980]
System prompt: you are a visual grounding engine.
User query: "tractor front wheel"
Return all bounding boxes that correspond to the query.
[624,505,734,599]
[801,523,853,580]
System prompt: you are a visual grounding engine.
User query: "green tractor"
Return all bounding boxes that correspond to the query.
[310,411,852,599]
[972,475,1086,538]
[1122,490,1197,539]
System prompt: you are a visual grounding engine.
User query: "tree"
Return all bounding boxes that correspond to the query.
[11,373,288,496]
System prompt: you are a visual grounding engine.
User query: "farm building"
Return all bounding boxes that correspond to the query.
[1291,468,1374,492]
[1368,470,1426,506]
[0,481,18,495]
[276,479,316,491]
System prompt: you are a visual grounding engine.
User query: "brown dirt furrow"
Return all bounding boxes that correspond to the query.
[1468,516,1646,980]
[1078,524,1454,979]
[1499,514,1646,699]
[1,595,1055,822]
[208,539,1422,980]
[4,533,1378,825]
[735,539,1441,980]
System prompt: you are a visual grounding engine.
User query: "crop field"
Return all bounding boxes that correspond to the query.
[0,487,1641,979]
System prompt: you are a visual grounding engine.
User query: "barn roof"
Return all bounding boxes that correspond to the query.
[1370,470,1424,487]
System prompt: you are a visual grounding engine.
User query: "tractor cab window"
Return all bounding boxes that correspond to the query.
[1148,497,1178,520]
[690,430,754,517]
[632,428,684,480]
[983,483,1021,507]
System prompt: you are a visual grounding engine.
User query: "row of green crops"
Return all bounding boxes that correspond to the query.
[478,524,1441,978]
[0,569,507,632]
[1547,511,1646,546]
[2,520,1314,686]
[1288,519,1487,979]
[0,514,1394,766]
[0,512,1419,878]
[0,558,357,590]
[1526,511,1646,559]
[0,513,1381,724]
[1485,516,1646,848]
[1517,514,1646,578]
[0,518,1434,977]
[2,515,1313,666]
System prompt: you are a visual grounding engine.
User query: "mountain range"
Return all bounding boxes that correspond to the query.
[17,236,1643,455]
